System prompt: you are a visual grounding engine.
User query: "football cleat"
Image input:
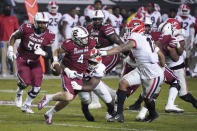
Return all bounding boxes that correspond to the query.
[15,94,23,108]
[165,104,184,113]
[44,113,53,125]
[38,95,50,110]
[125,103,141,111]
[21,104,34,114]
[107,113,124,123]
[88,102,102,109]
[140,113,159,122]
[136,106,148,121]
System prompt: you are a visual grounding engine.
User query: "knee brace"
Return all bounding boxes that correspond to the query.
[17,81,28,90]
[170,80,181,91]
[28,86,40,98]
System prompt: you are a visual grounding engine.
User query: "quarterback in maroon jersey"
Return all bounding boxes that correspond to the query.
[37,26,96,125]
[8,12,55,113]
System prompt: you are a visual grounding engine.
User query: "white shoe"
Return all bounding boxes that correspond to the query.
[21,104,34,114]
[15,94,22,108]
[44,113,53,125]
[105,112,113,120]
[136,106,148,121]
[88,102,102,109]
[165,104,184,113]
[38,95,50,110]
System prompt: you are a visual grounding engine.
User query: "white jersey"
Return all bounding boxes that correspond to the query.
[128,33,163,79]
[85,63,106,78]
[166,35,185,67]
[108,14,123,35]
[175,15,195,38]
[62,14,79,39]
[79,16,86,27]
[44,12,62,34]
[146,11,161,31]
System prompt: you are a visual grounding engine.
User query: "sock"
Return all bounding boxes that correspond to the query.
[134,94,144,105]
[47,107,56,116]
[167,87,178,106]
[180,93,197,105]
[16,87,23,95]
[144,99,157,116]
[117,89,127,114]
[106,103,114,114]
[24,95,34,106]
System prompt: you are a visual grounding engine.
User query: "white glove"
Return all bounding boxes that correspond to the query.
[100,50,107,56]
[64,68,77,79]
[90,49,107,57]
[71,81,82,90]
[50,56,60,71]
[7,46,16,61]
[34,48,46,56]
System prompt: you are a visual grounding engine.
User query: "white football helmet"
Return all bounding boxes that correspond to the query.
[158,22,173,36]
[72,26,89,46]
[47,1,59,13]
[34,12,49,29]
[88,54,102,71]
[178,4,190,16]
[92,10,105,19]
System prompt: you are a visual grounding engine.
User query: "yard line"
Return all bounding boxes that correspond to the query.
[54,123,155,131]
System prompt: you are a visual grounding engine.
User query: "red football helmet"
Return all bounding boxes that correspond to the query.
[167,18,181,29]
[178,4,190,16]
[126,19,145,36]
[47,1,59,13]
[138,6,147,14]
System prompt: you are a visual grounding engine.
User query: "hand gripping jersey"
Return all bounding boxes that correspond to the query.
[61,38,96,74]
[17,23,55,60]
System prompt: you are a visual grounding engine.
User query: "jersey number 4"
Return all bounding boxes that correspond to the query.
[77,54,84,63]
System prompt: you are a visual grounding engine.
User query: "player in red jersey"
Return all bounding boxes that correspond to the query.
[87,10,125,109]
[8,12,55,113]
[38,26,96,125]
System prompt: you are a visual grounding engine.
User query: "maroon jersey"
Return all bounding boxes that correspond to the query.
[17,23,55,60]
[87,24,115,48]
[61,38,96,74]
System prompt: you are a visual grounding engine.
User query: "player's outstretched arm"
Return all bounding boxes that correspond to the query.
[9,30,22,46]
[108,33,124,45]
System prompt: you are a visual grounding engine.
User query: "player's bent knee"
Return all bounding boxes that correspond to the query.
[119,79,129,91]
[63,92,74,101]
[28,86,40,98]
[17,81,28,90]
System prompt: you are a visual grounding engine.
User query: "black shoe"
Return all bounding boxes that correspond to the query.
[125,103,141,111]
[141,113,158,122]
[107,113,124,123]
[192,101,197,109]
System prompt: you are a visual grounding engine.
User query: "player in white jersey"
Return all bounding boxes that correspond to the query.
[44,1,62,74]
[108,7,123,35]
[71,55,116,121]
[79,5,94,27]
[45,1,62,50]
[96,19,164,122]
[146,3,161,31]
[61,8,79,40]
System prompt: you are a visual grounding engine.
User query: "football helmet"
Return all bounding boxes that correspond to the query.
[138,6,147,14]
[178,4,190,16]
[92,10,105,19]
[72,26,89,47]
[158,22,173,36]
[88,54,102,71]
[92,10,105,29]
[34,12,49,34]
[47,1,59,13]
[126,19,145,36]
[154,3,160,12]
[167,18,181,30]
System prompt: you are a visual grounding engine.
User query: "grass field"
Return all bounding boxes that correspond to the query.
[0,78,197,131]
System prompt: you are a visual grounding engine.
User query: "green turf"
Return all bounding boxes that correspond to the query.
[0,78,197,131]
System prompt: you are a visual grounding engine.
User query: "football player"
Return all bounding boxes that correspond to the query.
[8,12,55,113]
[37,26,96,125]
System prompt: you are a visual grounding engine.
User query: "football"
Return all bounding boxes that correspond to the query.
[52,63,61,76]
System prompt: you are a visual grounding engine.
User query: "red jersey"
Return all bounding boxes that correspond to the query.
[87,24,115,48]
[0,15,19,41]
[61,38,96,74]
[17,23,55,60]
